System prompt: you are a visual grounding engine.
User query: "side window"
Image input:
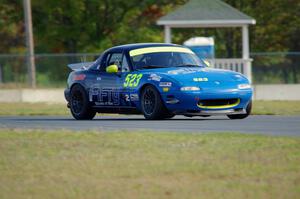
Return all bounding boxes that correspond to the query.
[121,56,130,72]
[107,53,123,70]
[100,52,130,72]
[99,54,110,72]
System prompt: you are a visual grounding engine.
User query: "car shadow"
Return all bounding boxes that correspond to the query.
[8,116,229,122]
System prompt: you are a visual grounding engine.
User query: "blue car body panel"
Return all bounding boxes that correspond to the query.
[65,43,252,116]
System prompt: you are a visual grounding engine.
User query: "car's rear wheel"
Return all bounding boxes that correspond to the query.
[141,85,174,120]
[70,84,96,120]
[227,100,252,120]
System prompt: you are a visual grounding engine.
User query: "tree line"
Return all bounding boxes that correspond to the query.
[0,0,299,57]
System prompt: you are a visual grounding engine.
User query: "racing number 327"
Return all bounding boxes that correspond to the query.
[124,74,143,87]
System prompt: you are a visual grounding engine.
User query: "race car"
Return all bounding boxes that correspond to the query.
[64,43,252,120]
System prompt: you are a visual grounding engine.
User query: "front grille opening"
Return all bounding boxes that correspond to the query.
[198,98,239,107]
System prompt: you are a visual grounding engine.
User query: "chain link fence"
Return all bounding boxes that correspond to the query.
[251,52,300,84]
[0,53,99,87]
[0,52,299,87]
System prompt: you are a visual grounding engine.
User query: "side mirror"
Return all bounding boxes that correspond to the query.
[106,64,118,73]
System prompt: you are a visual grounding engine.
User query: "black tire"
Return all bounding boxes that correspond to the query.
[141,85,173,120]
[70,84,96,120]
[227,100,252,120]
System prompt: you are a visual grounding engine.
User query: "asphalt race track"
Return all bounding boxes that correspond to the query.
[0,115,299,136]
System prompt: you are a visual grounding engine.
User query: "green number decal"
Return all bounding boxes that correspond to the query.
[123,74,132,87]
[129,74,137,87]
[124,73,143,88]
[133,74,143,87]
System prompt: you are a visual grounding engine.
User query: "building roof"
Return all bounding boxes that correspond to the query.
[157,0,256,27]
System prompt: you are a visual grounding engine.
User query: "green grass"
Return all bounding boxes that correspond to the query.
[252,100,300,115]
[0,102,69,116]
[0,129,299,199]
[0,101,299,116]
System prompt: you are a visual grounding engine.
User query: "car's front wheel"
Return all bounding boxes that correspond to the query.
[70,84,96,120]
[227,100,252,120]
[141,85,174,120]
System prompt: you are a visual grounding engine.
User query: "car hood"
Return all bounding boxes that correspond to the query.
[142,67,248,85]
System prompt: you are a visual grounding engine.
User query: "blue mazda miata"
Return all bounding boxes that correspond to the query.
[64,43,252,120]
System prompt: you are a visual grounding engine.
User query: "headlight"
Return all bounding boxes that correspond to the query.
[180,86,201,91]
[238,84,251,89]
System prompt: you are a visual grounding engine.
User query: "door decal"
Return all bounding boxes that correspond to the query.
[123,74,143,87]
[89,87,120,105]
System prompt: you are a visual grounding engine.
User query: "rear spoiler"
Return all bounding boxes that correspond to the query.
[67,62,94,71]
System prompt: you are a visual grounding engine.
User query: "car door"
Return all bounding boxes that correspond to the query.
[89,51,133,107]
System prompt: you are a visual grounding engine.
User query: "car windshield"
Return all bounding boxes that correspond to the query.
[129,47,206,70]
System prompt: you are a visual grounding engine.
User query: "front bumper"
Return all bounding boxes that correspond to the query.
[181,108,247,116]
[162,89,252,115]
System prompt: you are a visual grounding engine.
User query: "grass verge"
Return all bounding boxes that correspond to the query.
[252,100,300,115]
[0,129,299,199]
[0,102,69,116]
[0,101,300,116]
